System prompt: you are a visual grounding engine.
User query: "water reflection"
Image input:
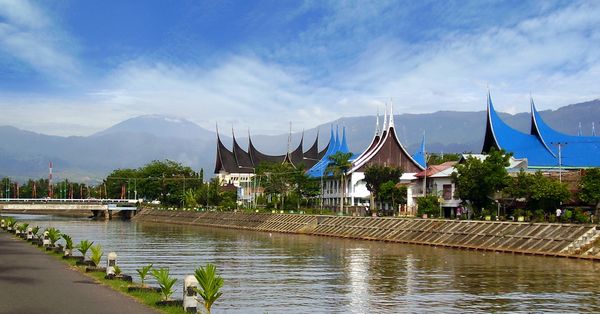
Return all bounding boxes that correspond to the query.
[5,213,600,313]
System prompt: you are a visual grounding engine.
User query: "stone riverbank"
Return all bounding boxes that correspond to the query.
[134,209,600,260]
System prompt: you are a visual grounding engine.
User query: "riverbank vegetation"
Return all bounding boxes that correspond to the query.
[0,218,224,314]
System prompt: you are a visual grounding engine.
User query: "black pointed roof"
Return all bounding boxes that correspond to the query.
[214,133,238,174]
[232,131,254,173]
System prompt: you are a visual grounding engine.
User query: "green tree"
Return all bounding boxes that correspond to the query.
[325,151,353,214]
[580,168,600,214]
[363,165,403,213]
[379,181,407,215]
[183,189,199,208]
[528,172,570,213]
[503,170,534,200]
[452,149,510,215]
[256,162,296,209]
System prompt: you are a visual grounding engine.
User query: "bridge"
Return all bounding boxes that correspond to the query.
[0,198,139,219]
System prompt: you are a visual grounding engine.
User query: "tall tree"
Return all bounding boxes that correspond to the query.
[452,149,510,215]
[325,152,353,214]
[363,165,403,213]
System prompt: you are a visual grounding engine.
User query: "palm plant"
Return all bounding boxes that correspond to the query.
[46,227,62,246]
[5,217,16,230]
[77,240,94,259]
[113,265,122,276]
[32,226,40,237]
[20,223,29,233]
[151,268,177,301]
[325,151,353,215]
[193,263,224,314]
[90,244,103,267]
[137,264,153,286]
[62,234,74,256]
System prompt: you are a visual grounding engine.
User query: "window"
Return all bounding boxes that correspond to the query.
[443,184,452,200]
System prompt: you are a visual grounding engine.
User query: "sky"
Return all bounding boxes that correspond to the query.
[0,0,599,136]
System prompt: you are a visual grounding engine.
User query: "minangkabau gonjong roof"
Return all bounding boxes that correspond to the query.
[214,127,330,174]
[482,92,600,168]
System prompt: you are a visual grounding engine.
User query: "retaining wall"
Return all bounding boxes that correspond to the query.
[134,209,600,259]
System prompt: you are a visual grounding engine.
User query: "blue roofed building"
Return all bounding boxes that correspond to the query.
[482,92,600,169]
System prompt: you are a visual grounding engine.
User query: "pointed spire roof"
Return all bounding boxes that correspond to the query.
[382,103,388,131]
[375,109,380,136]
[339,126,349,153]
[411,132,427,169]
[389,100,395,129]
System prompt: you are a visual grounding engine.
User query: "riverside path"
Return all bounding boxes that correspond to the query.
[0,232,157,314]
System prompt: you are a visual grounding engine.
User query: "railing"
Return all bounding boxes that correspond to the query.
[0,198,138,204]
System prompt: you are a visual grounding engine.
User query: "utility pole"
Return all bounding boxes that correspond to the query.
[552,142,567,183]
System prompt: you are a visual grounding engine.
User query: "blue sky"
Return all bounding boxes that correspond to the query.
[0,0,598,136]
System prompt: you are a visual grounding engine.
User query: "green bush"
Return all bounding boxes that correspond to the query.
[561,209,573,223]
[416,195,440,218]
[90,244,103,267]
[533,209,545,222]
[136,264,153,286]
[77,240,94,259]
[194,263,224,314]
[573,208,589,224]
[151,268,177,301]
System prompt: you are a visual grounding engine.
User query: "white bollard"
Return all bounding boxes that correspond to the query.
[183,275,199,312]
[106,252,117,276]
[26,227,33,240]
[42,231,51,247]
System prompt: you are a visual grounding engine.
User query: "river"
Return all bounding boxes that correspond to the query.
[5,213,600,313]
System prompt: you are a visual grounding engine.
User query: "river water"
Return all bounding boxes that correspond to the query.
[6,213,600,313]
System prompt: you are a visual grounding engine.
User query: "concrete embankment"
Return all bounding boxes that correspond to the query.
[134,209,600,260]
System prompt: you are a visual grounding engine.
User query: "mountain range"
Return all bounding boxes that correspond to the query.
[1,99,598,183]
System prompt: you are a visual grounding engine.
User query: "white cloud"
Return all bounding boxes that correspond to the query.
[0,0,78,78]
[0,1,599,137]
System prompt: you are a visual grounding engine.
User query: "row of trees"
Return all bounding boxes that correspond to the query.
[452,149,600,219]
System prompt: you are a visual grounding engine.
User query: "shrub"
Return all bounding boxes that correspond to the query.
[137,264,153,286]
[573,208,589,224]
[114,265,122,276]
[194,263,224,314]
[47,228,62,246]
[77,240,94,259]
[416,195,440,218]
[151,268,177,301]
[533,209,545,222]
[90,244,103,267]
[31,226,40,236]
[561,209,573,223]
[62,234,74,250]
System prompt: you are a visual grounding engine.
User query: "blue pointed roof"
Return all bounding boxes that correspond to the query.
[339,126,350,153]
[411,133,427,168]
[483,93,557,167]
[531,99,600,167]
[306,125,354,178]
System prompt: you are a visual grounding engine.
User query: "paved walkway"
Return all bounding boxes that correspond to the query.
[0,232,158,314]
